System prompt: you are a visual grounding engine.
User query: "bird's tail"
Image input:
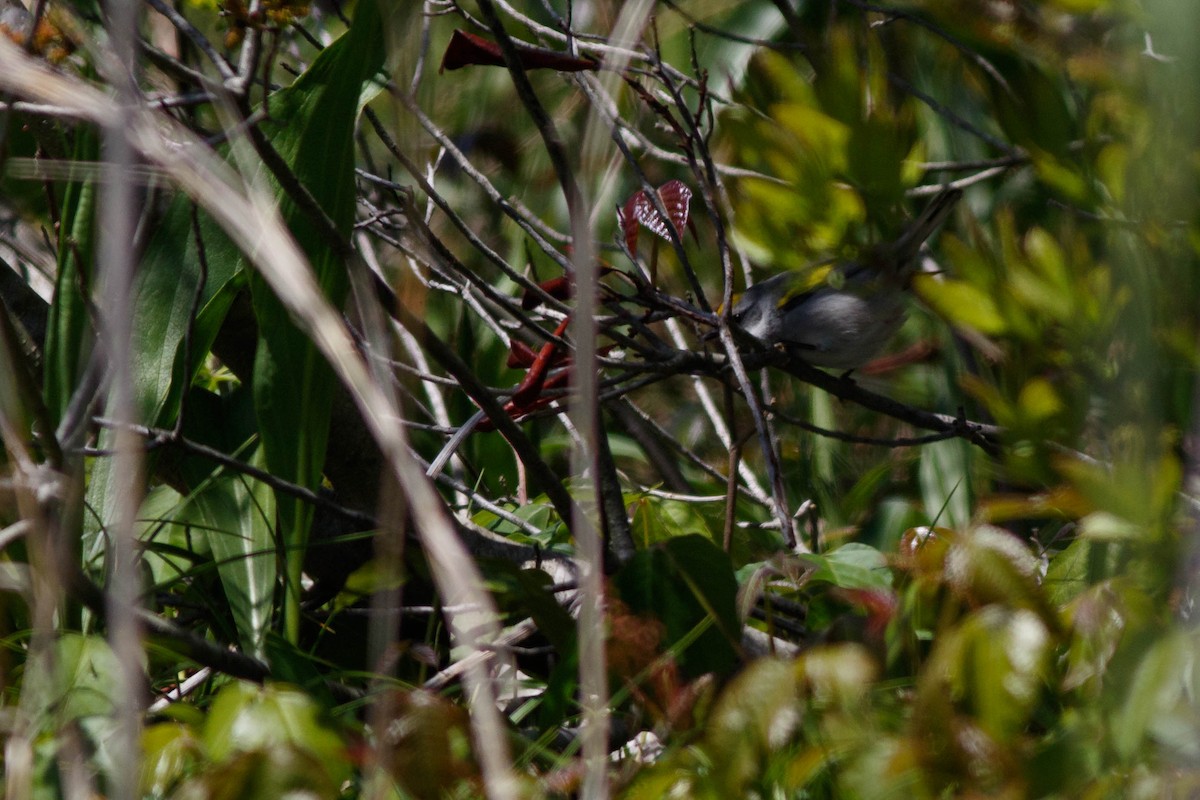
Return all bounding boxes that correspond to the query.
[886,186,962,268]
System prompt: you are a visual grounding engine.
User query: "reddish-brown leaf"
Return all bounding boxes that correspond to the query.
[521,266,620,309]
[618,179,693,255]
[510,317,571,407]
[477,369,571,432]
[522,275,573,309]
[440,29,598,73]
[506,339,538,369]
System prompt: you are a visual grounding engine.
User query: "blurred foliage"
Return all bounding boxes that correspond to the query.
[0,0,1198,798]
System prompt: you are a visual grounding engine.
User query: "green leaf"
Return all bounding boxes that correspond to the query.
[128,201,247,425]
[945,525,1061,633]
[799,542,893,591]
[1043,535,1117,606]
[913,275,1008,335]
[774,103,850,175]
[170,387,276,660]
[622,761,723,800]
[629,495,717,549]
[180,442,277,661]
[1112,630,1195,760]
[38,634,126,721]
[87,1,387,644]
[17,635,131,794]
[244,0,386,642]
[845,114,913,213]
[1017,378,1065,422]
[916,605,1054,749]
[43,129,98,426]
[960,607,1053,740]
[703,657,801,796]
[985,56,1077,166]
[918,437,974,530]
[80,99,245,585]
[202,681,350,787]
[798,643,879,706]
[141,723,203,799]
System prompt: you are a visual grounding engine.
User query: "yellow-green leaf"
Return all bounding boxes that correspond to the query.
[914,275,1008,335]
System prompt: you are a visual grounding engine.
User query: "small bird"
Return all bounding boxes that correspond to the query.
[729,187,961,370]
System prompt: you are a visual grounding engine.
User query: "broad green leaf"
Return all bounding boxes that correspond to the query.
[1030,149,1090,202]
[77,88,245,583]
[944,525,1061,633]
[622,763,723,800]
[34,633,125,722]
[82,2,387,642]
[740,49,818,109]
[1043,535,1118,606]
[180,443,276,661]
[800,542,893,591]
[17,635,129,797]
[1078,511,1143,542]
[1025,710,1105,796]
[1024,228,1072,296]
[80,65,262,576]
[202,681,350,787]
[336,556,405,609]
[170,386,276,660]
[128,201,247,426]
[836,735,925,799]
[1058,454,1181,531]
[845,114,914,213]
[629,495,717,549]
[944,525,1039,593]
[773,103,850,174]
[245,0,386,642]
[811,26,865,125]
[141,723,202,799]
